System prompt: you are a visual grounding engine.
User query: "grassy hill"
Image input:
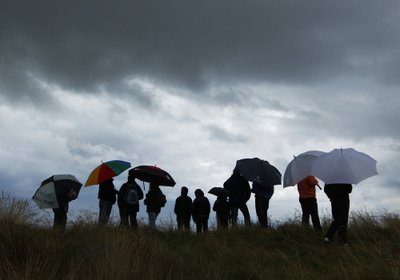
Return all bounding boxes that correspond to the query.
[1,192,399,280]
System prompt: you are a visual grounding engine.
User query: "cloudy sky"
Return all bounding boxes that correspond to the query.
[1,0,399,226]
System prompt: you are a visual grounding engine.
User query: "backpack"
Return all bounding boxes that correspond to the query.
[125,184,139,206]
[157,193,167,207]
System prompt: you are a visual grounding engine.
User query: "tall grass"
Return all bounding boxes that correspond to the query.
[1,193,399,280]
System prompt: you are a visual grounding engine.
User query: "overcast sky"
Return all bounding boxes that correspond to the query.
[1,0,399,227]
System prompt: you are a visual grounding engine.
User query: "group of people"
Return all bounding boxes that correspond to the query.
[53,169,353,244]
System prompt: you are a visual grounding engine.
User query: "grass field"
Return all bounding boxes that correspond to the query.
[1,192,399,280]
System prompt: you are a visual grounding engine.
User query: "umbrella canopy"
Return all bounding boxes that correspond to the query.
[208,187,229,197]
[33,174,82,209]
[310,148,378,184]
[85,160,131,186]
[129,165,176,187]
[235,157,282,187]
[283,150,326,188]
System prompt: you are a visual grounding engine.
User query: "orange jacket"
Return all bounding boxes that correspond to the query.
[297,176,318,198]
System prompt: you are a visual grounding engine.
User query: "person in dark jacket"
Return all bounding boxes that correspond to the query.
[252,181,274,229]
[98,178,118,226]
[174,186,193,231]
[144,183,165,230]
[52,189,77,231]
[324,183,353,245]
[223,169,251,227]
[192,189,210,234]
[117,175,144,229]
[212,194,230,229]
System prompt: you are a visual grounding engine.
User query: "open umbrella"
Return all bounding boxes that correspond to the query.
[235,157,282,187]
[33,174,82,209]
[85,160,131,186]
[310,148,378,184]
[283,150,326,188]
[129,165,176,187]
[208,187,229,197]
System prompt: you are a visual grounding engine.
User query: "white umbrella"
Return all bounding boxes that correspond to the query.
[283,150,326,188]
[310,148,378,184]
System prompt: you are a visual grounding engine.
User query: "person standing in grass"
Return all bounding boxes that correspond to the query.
[53,189,77,231]
[252,181,274,229]
[223,169,252,227]
[98,178,118,226]
[117,175,144,229]
[144,183,166,230]
[297,176,322,231]
[212,194,230,229]
[174,186,193,231]
[324,183,353,245]
[192,189,210,234]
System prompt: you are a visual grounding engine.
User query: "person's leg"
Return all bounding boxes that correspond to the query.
[183,218,191,231]
[203,218,209,232]
[53,208,67,230]
[148,212,158,230]
[98,200,112,226]
[230,206,239,227]
[130,211,138,229]
[119,207,129,228]
[337,198,350,243]
[326,199,340,241]
[309,198,322,231]
[196,221,202,234]
[255,197,268,228]
[177,216,183,230]
[239,204,251,226]
[300,198,311,227]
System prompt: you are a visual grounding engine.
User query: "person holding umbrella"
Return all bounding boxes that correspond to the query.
[144,182,166,230]
[53,189,77,230]
[174,186,193,231]
[297,176,322,231]
[223,169,251,227]
[252,181,274,229]
[98,178,118,226]
[324,183,352,245]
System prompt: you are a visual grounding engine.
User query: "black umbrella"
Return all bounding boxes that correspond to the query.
[208,187,229,197]
[129,165,176,187]
[235,157,282,187]
[32,174,82,209]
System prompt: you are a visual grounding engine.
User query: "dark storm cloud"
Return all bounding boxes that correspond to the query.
[1,0,399,103]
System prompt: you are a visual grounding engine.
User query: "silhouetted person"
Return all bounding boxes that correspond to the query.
[212,194,230,229]
[192,189,210,234]
[297,176,322,231]
[118,175,144,229]
[324,183,353,245]
[144,183,166,230]
[98,178,118,226]
[252,181,274,229]
[174,186,192,231]
[223,169,251,227]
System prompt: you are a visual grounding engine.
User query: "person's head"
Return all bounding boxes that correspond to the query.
[194,189,204,198]
[218,194,227,200]
[127,175,134,183]
[181,186,188,196]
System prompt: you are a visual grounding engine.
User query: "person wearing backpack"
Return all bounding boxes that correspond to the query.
[144,183,166,230]
[118,175,144,229]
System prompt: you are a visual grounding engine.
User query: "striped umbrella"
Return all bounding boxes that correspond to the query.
[85,160,131,187]
[33,174,82,209]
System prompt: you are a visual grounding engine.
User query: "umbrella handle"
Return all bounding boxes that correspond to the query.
[317,184,322,190]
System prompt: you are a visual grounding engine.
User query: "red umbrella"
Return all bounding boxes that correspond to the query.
[129,165,176,187]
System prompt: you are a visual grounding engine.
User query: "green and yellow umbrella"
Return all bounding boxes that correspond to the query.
[85,160,131,187]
